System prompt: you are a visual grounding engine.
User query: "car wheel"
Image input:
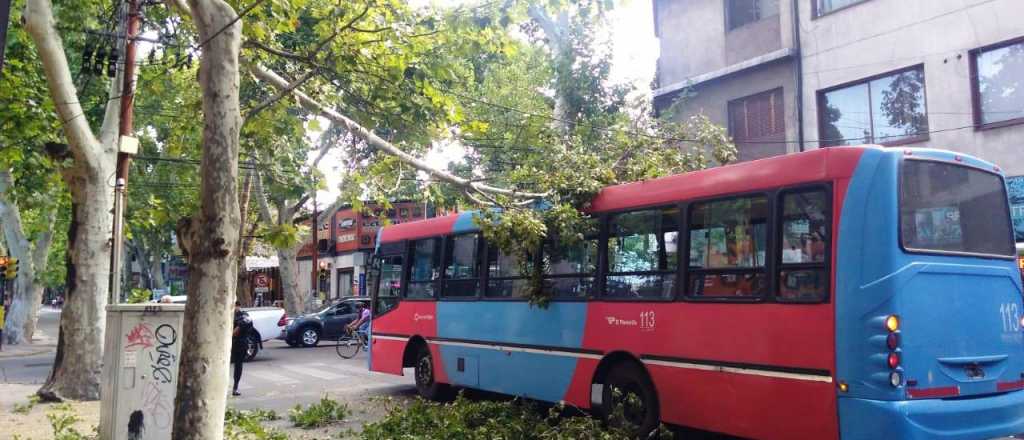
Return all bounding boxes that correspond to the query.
[244,333,260,362]
[300,326,321,347]
[413,345,451,401]
[601,362,660,437]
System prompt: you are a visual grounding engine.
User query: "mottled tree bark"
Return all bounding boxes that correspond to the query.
[170,0,242,437]
[0,170,54,345]
[23,0,121,401]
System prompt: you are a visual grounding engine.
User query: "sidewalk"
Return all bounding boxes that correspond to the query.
[0,320,58,359]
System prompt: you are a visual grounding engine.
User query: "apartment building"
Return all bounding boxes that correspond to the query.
[653,0,801,162]
[653,0,1024,239]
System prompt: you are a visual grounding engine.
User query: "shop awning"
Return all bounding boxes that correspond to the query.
[244,256,279,270]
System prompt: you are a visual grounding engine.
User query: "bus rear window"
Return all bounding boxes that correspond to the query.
[900,160,1014,257]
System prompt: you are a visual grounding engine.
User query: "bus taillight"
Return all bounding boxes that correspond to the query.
[885,315,900,332]
[887,333,899,350]
[890,371,903,387]
[888,352,901,369]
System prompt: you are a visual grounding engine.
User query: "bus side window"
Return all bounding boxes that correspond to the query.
[375,255,403,314]
[687,196,768,299]
[605,207,679,300]
[407,238,441,299]
[777,189,830,302]
[543,218,599,299]
[442,234,481,298]
[485,247,532,298]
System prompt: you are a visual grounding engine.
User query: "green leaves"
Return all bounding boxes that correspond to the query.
[260,223,307,250]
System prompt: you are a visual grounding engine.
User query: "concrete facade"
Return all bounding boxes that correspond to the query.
[654,0,1023,173]
[799,0,1024,176]
[654,0,802,161]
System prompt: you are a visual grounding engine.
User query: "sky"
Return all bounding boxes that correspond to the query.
[310,0,659,206]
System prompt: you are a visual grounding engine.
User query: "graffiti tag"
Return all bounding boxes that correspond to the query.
[141,382,173,430]
[125,323,155,351]
[150,324,177,384]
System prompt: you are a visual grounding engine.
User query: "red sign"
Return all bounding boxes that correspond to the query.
[254,273,270,289]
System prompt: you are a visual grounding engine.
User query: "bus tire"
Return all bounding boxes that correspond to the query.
[413,345,451,401]
[601,362,660,437]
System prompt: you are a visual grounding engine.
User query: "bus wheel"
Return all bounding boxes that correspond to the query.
[602,362,660,437]
[414,345,451,400]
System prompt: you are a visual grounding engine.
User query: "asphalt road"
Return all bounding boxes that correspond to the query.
[230,339,415,413]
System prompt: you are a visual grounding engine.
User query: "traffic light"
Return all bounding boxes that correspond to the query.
[0,257,7,278]
[3,258,17,279]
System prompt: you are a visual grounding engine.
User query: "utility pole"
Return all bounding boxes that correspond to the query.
[311,187,318,311]
[0,0,11,73]
[109,0,141,304]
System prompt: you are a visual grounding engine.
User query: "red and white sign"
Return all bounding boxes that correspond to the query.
[254,273,270,289]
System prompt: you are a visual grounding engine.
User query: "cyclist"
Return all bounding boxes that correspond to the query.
[346,302,370,350]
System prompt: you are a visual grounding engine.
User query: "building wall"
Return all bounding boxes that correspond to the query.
[664,60,801,160]
[799,0,1024,175]
[654,0,801,161]
[656,0,795,88]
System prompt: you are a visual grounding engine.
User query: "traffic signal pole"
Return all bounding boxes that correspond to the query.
[109,0,140,304]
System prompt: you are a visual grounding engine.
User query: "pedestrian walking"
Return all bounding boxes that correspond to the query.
[0,300,5,351]
[231,301,254,396]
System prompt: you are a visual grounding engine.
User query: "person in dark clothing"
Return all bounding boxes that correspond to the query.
[231,301,253,396]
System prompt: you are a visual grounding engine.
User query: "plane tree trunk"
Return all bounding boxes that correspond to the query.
[170,0,242,437]
[23,0,122,401]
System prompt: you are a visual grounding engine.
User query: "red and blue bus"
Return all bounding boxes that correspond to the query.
[366,146,1024,439]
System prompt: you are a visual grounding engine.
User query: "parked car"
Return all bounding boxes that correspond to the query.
[151,296,286,361]
[280,297,370,347]
[242,307,288,361]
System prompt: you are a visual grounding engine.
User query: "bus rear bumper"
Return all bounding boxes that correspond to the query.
[839,391,1024,440]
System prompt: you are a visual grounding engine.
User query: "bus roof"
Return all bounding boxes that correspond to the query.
[378,146,891,244]
[589,146,869,213]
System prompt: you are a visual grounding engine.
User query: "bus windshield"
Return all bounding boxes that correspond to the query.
[900,159,1014,257]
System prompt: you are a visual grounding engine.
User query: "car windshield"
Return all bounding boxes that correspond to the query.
[900,159,1015,257]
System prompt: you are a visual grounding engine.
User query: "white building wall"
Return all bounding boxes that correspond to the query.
[799,0,1024,175]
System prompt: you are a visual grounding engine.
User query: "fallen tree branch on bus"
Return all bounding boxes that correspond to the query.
[247,63,550,202]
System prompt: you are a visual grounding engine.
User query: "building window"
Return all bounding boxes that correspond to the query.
[726,0,778,30]
[972,38,1024,128]
[728,88,786,161]
[814,0,869,17]
[605,208,679,300]
[778,189,830,302]
[687,196,768,299]
[818,66,928,147]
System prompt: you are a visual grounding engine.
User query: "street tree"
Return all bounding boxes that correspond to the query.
[17,0,132,400]
[0,19,67,344]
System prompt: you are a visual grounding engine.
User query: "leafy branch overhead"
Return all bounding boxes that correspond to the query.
[238,0,736,305]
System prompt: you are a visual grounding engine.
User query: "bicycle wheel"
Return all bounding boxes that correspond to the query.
[336,333,361,359]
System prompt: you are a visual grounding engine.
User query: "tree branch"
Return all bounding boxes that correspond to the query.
[252,169,274,224]
[165,0,193,18]
[0,170,30,256]
[243,40,307,61]
[244,68,317,121]
[248,64,548,200]
[23,0,103,168]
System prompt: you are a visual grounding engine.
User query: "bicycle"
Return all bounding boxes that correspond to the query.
[336,326,368,359]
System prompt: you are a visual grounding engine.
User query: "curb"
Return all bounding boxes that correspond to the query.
[0,345,57,359]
